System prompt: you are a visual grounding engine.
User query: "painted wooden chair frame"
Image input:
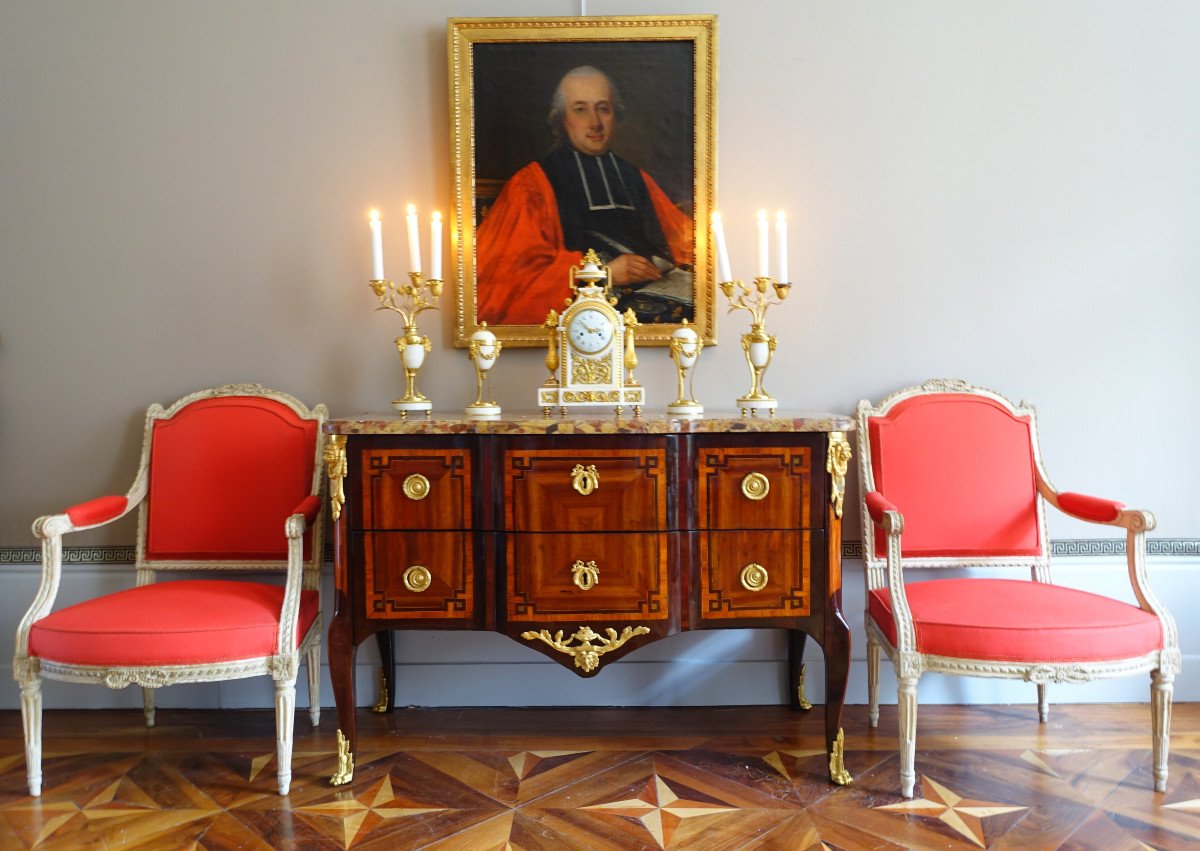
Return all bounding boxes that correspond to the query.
[13,384,328,796]
[856,379,1179,798]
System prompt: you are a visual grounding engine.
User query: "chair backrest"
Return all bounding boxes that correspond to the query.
[859,382,1048,562]
[140,388,323,563]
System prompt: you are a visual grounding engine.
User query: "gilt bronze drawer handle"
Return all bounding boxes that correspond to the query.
[403,473,431,500]
[520,625,650,673]
[740,563,769,592]
[403,565,432,593]
[571,464,599,495]
[571,559,599,590]
[741,472,770,500]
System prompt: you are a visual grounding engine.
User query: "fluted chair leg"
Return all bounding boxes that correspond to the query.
[20,679,43,797]
[306,643,322,727]
[867,638,881,728]
[1151,668,1175,793]
[898,675,918,798]
[275,677,297,795]
[142,687,156,727]
[1037,683,1048,723]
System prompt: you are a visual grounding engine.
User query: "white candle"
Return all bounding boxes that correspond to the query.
[711,212,733,283]
[757,209,769,278]
[369,210,385,280]
[775,210,788,283]
[430,211,443,281]
[405,203,422,275]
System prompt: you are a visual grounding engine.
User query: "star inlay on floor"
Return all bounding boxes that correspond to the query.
[582,772,738,848]
[874,776,1027,846]
[0,703,1198,849]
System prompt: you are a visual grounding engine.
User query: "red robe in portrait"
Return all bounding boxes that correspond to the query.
[475,161,694,327]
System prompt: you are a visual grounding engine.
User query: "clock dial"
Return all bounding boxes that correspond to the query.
[567,308,614,354]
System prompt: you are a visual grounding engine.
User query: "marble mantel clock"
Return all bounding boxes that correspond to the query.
[538,249,644,416]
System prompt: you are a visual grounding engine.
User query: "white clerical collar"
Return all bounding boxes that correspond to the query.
[572,150,636,211]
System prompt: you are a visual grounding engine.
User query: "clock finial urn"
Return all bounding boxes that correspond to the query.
[538,249,644,417]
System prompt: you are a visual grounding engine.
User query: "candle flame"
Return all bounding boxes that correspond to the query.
[406,203,416,215]
[711,211,722,224]
[776,210,786,222]
[432,211,442,222]
[369,209,380,222]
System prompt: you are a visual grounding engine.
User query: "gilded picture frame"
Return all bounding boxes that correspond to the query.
[448,15,717,347]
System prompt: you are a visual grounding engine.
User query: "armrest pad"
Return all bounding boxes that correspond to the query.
[864,491,897,524]
[1058,491,1124,523]
[65,495,129,528]
[291,495,322,527]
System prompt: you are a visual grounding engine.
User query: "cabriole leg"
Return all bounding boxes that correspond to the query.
[898,675,918,798]
[1151,668,1175,793]
[20,679,43,797]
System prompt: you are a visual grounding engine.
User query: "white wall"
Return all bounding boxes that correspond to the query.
[2,1,1198,710]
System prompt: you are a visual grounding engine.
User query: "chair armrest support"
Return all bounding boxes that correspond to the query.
[1035,468,1177,664]
[64,495,130,529]
[285,495,323,539]
[865,491,904,536]
[278,494,324,658]
[864,490,894,523]
[862,492,917,657]
[1036,470,1145,530]
[1055,491,1124,524]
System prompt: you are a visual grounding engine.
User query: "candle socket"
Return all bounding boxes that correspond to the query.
[719,276,791,417]
[369,272,443,417]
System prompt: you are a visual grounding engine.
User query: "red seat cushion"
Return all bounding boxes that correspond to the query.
[28,580,319,667]
[868,578,1162,663]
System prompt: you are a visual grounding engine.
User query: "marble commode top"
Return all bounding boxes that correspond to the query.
[324,411,855,435]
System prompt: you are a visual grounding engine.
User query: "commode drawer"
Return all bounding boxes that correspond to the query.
[505,447,667,532]
[506,532,670,621]
[362,531,475,620]
[699,529,815,620]
[360,447,471,530]
[697,444,817,531]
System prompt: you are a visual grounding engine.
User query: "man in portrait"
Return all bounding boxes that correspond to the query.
[475,65,694,327]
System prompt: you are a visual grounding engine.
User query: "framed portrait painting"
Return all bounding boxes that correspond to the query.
[448,15,717,347]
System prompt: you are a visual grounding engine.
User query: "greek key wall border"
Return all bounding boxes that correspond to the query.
[2,539,1198,566]
[838,538,1199,559]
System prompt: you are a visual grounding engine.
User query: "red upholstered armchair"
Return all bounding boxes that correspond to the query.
[856,379,1179,798]
[13,385,328,796]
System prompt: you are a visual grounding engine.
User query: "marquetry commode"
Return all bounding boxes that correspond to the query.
[323,412,855,786]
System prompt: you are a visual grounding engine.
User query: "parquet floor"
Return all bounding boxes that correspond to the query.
[1,703,1199,849]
